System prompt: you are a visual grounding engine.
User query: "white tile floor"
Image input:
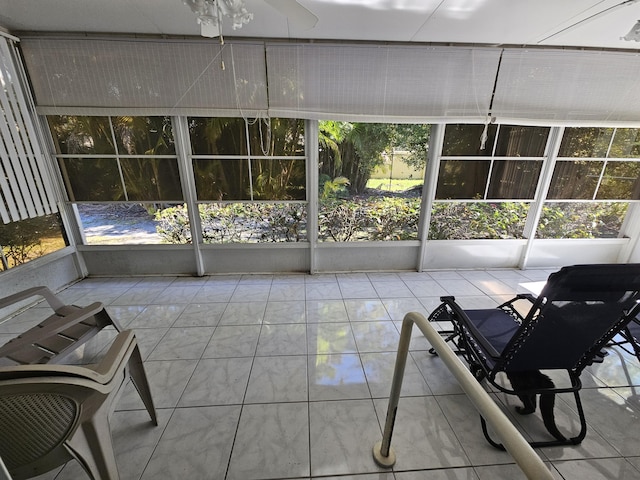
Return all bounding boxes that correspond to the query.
[3,268,640,480]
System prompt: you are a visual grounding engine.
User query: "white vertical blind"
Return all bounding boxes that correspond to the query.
[0,37,57,224]
[266,43,501,122]
[20,37,269,117]
[492,49,640,125]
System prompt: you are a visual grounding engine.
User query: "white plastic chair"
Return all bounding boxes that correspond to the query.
[0,330,157,480]
[0,286,122,365]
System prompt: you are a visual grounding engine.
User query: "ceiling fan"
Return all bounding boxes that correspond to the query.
[184,0,318,37]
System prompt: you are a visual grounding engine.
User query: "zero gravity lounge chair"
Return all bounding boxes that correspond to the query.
[428,264,640,448]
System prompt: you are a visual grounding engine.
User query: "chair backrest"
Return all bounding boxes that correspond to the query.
[0,391,79,473]
[501,264,640,372]
[0,375,102,480]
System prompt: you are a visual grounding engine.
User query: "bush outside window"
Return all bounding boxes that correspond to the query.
[429,202,530,240]
[153,203,307,244]
[0,214,68,270]
[536,202,628,239]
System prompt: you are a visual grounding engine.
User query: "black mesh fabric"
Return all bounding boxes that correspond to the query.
[503,264,640,372]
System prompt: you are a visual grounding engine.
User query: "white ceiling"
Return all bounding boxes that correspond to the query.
[1,0,640,50]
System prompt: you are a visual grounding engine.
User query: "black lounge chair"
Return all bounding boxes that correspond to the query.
[428,264,640,448]
[609,316,640,362]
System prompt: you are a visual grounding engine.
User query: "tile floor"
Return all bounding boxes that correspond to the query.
[2,268,640,480]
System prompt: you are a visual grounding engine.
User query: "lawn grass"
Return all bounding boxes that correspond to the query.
[366,178,423,192]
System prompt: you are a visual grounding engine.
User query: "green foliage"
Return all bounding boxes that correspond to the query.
[429,202,528,240]
[318,197,420,241]
[318,121,430,194]
[537,203,628,239]
[154,205,192,244]
[428,201,627,240]
[319,175,350,200]
[389,124,431,170]
[155,200,628,244]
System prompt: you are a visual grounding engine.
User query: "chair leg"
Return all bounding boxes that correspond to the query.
[66,412,119,480]
[96,308,123,332]
[127,344,158,425]
[479,390,588,449]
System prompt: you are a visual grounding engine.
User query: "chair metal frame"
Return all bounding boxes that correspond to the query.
[428,264,640,449]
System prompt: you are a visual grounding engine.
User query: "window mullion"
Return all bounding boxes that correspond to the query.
[417,123,444,271]
[108,117,129,201]
[519,126,564,268]
[173,115,205,275]
[306,119,318,273]
[245,119,254,201]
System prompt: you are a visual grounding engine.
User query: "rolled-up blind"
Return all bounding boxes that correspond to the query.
[18,35,640,126]
[492,49,640,125]
[20,37,269,117]
[266,43,501,122]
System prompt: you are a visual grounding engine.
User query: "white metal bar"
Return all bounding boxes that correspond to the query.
[173,116,205,276]
[0,454,11,480]
[306,119,318,273]
[416,123,444,271]
[373,311,554,480]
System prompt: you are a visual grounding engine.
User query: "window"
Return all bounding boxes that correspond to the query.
[189,117,307,243]
[318,122,428,242]
[49,116,182,202]
[433,124,549,239]
[437,125,548,201]
[540,127,640,239]
[547,161,603,199]
[48,115,181,244]
[558,127,613,158]
[189,117,305,202]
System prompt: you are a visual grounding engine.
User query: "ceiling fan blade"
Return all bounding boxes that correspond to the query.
[264,0,318,30]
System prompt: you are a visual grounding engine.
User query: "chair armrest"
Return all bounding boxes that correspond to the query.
[0,330,137,385]
[88,330,137,384]
[0,286,66,312]
[498,293,537,309]
[0,302,105,358]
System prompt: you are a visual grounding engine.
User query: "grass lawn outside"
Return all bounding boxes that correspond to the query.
[365,178,423,192]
